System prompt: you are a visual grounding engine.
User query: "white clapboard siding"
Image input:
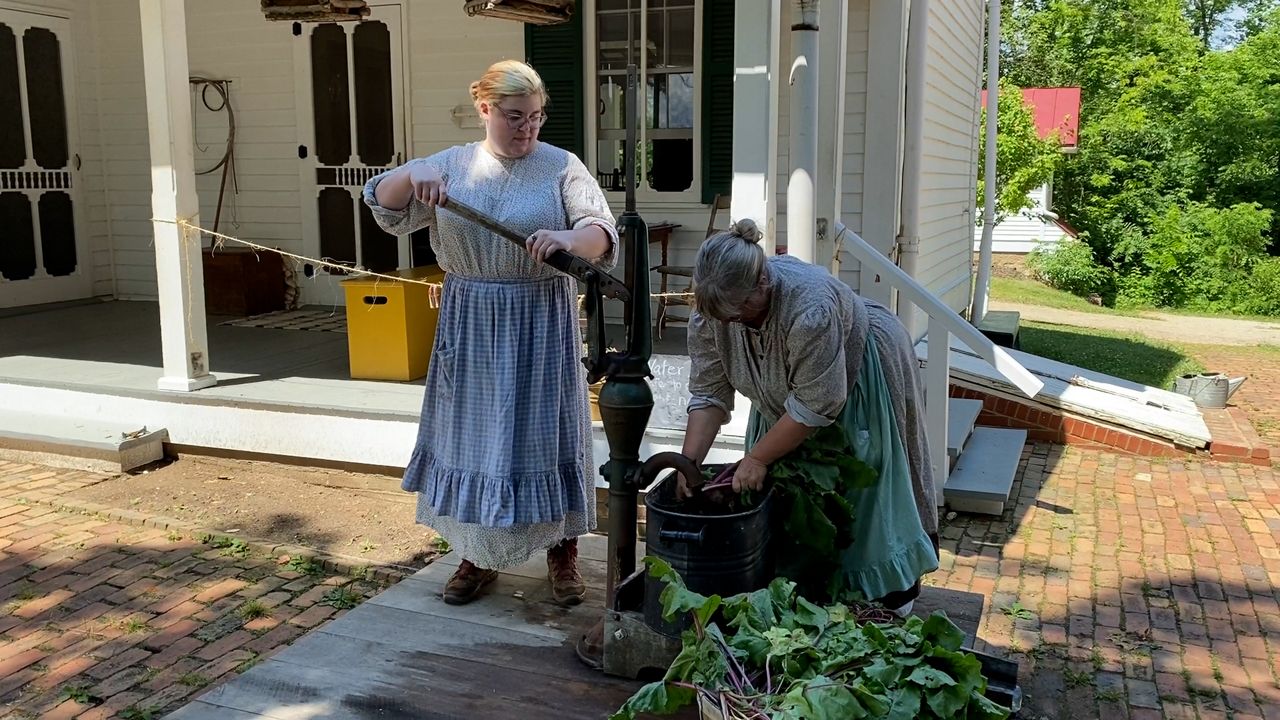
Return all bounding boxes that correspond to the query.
[972,183,1072,254]
[914,0,985,316]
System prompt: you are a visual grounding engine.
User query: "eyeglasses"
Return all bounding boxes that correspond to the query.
[494,104,548,130]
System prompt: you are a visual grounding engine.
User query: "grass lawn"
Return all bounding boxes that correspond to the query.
[1018,321,1205,389]
[990,276,1280,324]
[988,277,1131,314]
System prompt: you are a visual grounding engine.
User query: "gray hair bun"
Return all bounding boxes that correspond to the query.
[730,218,763,245]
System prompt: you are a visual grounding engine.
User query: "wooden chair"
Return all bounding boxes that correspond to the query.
[653,193,731,339]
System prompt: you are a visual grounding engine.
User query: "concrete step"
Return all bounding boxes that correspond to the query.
[947,398,984,461]
[0,410,167,473]
[945,427,1027,516]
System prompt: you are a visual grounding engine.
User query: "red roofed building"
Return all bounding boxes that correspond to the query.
[975,87,1082,254]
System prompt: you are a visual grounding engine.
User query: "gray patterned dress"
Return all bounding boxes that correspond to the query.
[362,142,618,570]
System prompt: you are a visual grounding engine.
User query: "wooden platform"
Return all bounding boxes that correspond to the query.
[165,535,671,720]
[165,534,984,720]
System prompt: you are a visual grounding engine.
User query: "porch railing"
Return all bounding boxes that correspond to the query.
[835,223,1044,505]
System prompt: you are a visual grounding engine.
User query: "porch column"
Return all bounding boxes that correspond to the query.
[786,0,819,264]
[858,0,908,307]
[730,0,782,255]
[140,0,215,391]
[815,0,847,271]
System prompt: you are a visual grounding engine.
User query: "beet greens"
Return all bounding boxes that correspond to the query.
[610,557,1010,720]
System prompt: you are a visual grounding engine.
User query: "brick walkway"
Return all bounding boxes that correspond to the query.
[1189,345,1280,452]
[4,444,1280,719]
[0,462,387,719]
[935,443,1280,719]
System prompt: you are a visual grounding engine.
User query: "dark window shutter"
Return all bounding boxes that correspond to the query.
[701,0,733,204]
[525,13,584,160]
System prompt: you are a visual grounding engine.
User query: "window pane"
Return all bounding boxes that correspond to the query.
[352,21,393,166]
[0,191,35,280]
[311,24,352,166]
[596,139,626,191]
[647,138,692,192]
[598,0,630,9]
[39,190,75,276]
[648,73,693,129]
[646,9,665,67]
[598,76,625,131]
[0,24,27,169]
[24,27,69,170]
[597,11,636,70]
[667,8,695,67]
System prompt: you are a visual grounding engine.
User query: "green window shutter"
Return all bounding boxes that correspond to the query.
[701,0,734,205]
[525,13,585,160]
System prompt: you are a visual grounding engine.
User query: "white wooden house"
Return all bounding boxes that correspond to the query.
[972,86,1081,255]
[0,0,991,320]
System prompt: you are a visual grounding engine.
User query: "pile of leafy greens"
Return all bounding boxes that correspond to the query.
[611,557,1009,720]
[760,424,877,602]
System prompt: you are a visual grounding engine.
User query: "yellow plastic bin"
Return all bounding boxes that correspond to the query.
[341,265,446,382]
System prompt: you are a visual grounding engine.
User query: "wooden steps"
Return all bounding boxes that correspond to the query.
[945,427,1028,516]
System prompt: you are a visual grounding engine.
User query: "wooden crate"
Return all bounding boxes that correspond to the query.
[202,248,286,317]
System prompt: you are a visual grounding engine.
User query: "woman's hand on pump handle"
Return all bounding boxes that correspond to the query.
[409,164,447,207]
[405,163,573,264]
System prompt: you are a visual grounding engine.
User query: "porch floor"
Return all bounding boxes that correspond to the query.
[0,299,690,419]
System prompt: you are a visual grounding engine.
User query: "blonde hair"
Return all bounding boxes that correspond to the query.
[693,219,768,321]
[469,60,549,109]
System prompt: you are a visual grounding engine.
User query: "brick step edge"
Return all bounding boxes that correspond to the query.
[18,495,419,586]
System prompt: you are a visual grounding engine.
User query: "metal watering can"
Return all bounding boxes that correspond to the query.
[1172,372,1247,409]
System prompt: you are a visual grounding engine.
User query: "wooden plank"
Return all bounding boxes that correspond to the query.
[368,571,606,641]
[277,604,569,674]
[921,338,1211,447]
[914,585,984,645]
[191,641,682,720]
[163,701,267,719]
[941,334,1201,414]
[269,618,629,694]
[429,548,609,587]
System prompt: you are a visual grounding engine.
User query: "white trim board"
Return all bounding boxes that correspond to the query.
[917,337,1211,449]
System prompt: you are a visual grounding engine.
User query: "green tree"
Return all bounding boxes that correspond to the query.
[998,0,1280,313]
[977,79,1060,225]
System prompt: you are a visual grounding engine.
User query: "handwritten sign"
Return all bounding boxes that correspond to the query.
[645,353,751,438]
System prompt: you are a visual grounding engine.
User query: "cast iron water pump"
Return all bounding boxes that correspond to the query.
[583,64,653,608]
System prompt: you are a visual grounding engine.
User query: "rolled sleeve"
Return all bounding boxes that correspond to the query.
[686,312,735,423]
[785,303,848,427]
[361,151,452,237]
[561,153,619,270]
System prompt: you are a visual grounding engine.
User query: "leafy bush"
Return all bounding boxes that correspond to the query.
[1027,240,1111,297]
[1111,202,1275,313]
[1233,257,1280,316]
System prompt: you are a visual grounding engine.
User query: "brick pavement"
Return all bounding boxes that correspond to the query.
[934,442,1280,719]
[4,442,1280,719]
[1189,345,1280,452]
[0,461,388,719]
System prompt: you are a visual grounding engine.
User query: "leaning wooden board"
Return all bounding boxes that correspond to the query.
[918,336,1212,448]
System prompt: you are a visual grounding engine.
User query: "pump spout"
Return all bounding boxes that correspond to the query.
[636,452,703,492]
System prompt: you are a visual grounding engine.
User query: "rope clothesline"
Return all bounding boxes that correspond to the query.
[154,217,697,306]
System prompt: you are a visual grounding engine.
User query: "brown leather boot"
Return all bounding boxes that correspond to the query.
[547,538,586,606]
[442,559,498,605]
